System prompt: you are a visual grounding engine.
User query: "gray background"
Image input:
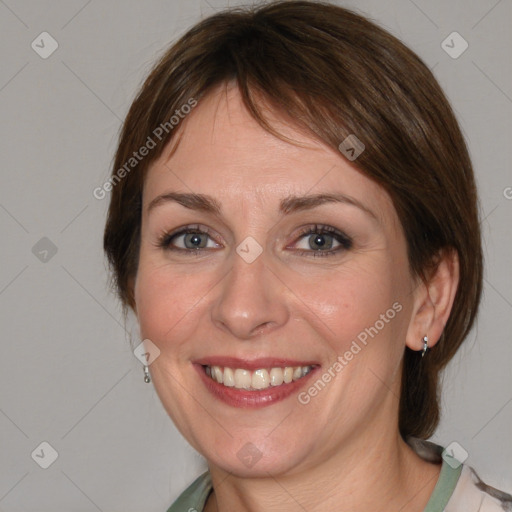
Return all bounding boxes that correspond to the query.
[0,0,510,510]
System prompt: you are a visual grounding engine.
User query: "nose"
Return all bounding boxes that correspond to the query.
[210,246,290,340]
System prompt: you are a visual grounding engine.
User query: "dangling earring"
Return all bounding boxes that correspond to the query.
[421,336,429,357]
[143,365,151,383]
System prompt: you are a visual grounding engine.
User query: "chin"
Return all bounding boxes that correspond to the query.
[205,442,310,478]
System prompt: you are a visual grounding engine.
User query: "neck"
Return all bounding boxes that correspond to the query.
[205,411,441,512]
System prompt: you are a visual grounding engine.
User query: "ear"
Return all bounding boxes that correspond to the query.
[405,249,460,351]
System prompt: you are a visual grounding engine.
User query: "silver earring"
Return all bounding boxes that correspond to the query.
[421,336,429,357]
[143,365,151,383]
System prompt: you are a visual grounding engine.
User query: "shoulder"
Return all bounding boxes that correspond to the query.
[406,436,512,511]
[446,464,512,512]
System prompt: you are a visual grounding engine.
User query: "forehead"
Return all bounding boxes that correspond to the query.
[143,84,395,223]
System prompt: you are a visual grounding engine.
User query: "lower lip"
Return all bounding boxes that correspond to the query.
[194,364,318,408]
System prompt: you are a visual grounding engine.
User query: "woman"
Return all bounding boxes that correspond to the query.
[103,1,512,510]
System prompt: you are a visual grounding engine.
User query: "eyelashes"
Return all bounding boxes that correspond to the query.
[156,224,219,254]
[289,224,352,257]
[155,223,353,258]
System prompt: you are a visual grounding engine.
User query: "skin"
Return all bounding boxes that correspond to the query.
[133,82,459,512]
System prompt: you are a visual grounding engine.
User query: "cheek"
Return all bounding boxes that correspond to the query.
[134,258,213,347]
[288,261,400,353]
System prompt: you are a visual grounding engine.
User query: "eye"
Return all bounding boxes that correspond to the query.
[156,223,352,258]
[157,225,220,252]
[291,224,352,257]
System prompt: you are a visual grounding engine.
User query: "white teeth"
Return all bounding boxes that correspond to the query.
[234,369,252,389]
[223,367,235,387]
[212,366,223,384]
[205,365,313,390]
[252,369,270,389]
[269,368,284,386]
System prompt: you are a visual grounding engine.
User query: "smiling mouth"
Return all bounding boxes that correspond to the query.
[203,364,315,391]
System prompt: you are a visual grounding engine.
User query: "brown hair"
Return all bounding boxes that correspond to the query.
[103,0,482,439]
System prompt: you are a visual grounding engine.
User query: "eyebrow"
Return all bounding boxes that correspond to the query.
[147,191,377,220]
[147,192,223,215]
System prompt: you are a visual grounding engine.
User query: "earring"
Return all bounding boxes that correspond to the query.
[421,336,429,358]
[143,365,151,383]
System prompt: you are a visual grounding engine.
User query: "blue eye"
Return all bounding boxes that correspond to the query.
[292,225,352,257]
[157,224,352,258]
[174,232,210,249]
[157,225,218,252]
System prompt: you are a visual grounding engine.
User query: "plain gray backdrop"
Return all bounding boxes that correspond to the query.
[1,0,511,511]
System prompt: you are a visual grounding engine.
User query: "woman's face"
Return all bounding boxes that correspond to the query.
[134,84,421,476]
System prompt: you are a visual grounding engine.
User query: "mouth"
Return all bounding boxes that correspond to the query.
[204,364,314,390]
[193,358,319,408]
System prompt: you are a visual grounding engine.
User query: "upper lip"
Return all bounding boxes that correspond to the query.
[193,356,319,370]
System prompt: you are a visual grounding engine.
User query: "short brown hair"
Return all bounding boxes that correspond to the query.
[103,0,483,439]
